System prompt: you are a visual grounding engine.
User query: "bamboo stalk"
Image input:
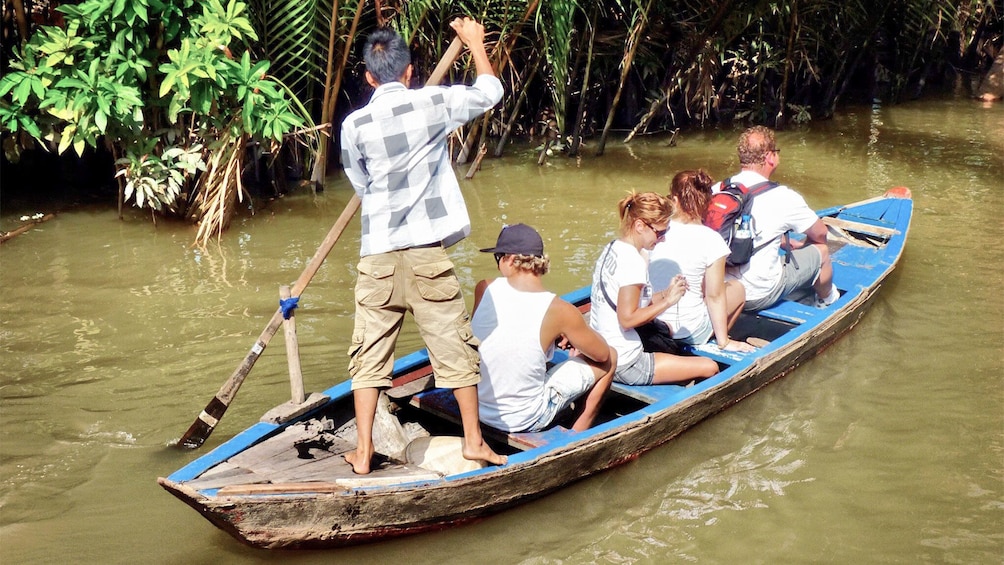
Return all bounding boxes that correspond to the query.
[310,0,340,186]
[10,0,28,46]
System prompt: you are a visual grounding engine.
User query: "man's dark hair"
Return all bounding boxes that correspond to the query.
[364,27,411,85]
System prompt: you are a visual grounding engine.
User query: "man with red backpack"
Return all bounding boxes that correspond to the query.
[717,126,839,311]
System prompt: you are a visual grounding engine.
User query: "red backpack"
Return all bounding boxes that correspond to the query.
[703,179,779,267]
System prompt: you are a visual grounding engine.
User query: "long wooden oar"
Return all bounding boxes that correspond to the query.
[178,36,465,449]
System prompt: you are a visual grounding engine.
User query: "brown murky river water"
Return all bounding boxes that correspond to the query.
[1,95,1002,563]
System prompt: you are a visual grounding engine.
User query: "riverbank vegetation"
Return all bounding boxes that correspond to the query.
[1,0,1000,244]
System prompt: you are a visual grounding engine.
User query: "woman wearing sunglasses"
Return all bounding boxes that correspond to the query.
[589,191,720,386]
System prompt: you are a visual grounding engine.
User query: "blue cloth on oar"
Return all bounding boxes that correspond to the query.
[280,296,299,319]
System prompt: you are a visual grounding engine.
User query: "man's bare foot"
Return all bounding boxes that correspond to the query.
[344,447,374,475]
[462,438,507,467]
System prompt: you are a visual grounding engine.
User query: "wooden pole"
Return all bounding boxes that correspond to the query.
[464,144,488,179]
[279,285,305,404]
[0,214,55,244]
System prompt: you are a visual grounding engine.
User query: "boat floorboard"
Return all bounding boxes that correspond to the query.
[186,420,384,490]
[407,388,574,450]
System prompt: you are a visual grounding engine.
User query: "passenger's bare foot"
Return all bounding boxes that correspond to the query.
[462,438,507,467]
[344,447,374,475]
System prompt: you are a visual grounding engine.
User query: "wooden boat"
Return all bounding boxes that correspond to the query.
[159,187,913,549]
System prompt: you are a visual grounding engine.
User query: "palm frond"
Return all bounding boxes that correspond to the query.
[249,0,332,104]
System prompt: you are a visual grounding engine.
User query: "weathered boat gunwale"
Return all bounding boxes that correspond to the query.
[159,190,912,549]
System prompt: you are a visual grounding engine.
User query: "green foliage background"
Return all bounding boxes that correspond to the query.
[1,0,999,241]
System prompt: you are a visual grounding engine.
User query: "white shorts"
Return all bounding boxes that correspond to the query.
[525,357,596,432]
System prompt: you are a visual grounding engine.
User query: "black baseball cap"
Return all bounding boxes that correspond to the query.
[479,223,544,257]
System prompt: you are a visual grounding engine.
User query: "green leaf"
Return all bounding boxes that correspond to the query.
[57,127,73,154]
[55,77,88,90]
[30,76,45,99]
[21,116,42,138]
[159,74,177,98]
[167,98,182,123]
[0,72,24,97]
[13,80,33,104]
[45,52,66,68]
[94,109,107,132]
[249,60,269,78]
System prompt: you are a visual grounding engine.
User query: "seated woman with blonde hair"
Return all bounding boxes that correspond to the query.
[649,170,754,353]
[589,191,720,385]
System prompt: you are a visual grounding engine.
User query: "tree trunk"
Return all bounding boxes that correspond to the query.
[11,0,29,46]
[568,8,597,157]
[311,0,365,187]
[495,54,541,157]
[978,51,1004,101]
[822,5,890,117]
[623,0,734,144]
[597,0,652,155]
[776,0,799,129]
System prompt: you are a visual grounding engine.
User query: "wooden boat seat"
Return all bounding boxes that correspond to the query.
[756,299,824,325]
[821,215,897,239]
[610,382,690,405]
[408,388,573,450]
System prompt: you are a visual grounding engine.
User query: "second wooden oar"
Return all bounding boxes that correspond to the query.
[177,37,465,449]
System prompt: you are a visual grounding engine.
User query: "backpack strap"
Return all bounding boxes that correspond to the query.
[597,241,619,311]
[745,180,779,196]
[741,180,791,262]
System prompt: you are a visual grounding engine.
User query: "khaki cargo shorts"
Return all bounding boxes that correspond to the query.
[348,246,480,391]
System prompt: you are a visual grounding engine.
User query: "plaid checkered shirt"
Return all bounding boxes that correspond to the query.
[340,74,504,257]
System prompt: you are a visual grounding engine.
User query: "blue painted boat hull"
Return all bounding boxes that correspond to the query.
[159,189,913,548]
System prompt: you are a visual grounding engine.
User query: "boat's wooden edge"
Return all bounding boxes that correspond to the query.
[158,476,208,502]
[212,472,445,496]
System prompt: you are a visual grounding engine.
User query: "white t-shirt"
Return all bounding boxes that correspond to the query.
[722,171,820,302]
[650,222,729,339]
[589,239,649,368]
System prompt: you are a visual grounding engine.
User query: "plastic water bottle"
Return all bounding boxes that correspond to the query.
[735,214,752,241]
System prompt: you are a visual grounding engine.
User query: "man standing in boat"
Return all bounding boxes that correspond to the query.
[339,18,506,474]
[472,224,616,433]
[723,126,839,311]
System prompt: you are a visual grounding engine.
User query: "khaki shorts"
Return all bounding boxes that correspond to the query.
[348,246,480,391]
[746,246,823,311]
